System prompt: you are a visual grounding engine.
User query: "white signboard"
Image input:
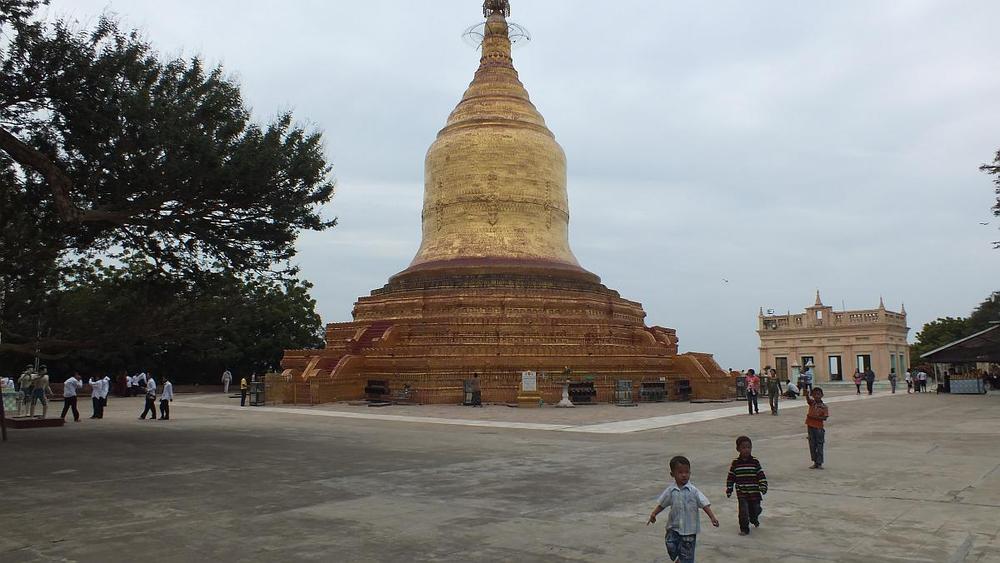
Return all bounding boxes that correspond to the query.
[521,371,537,392]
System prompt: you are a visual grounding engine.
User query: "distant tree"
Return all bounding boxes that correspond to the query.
[966,293,1000,332]
[982,149,1000,248]
[910,317,971,366]
[0,1,335,364]
[2,260,324,382]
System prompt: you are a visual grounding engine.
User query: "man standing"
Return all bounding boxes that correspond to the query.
[864,367,876,395]
[888,370,898,394]
[61,372,84,422]
[159,377,173,420]
[140,375,157,420]
[240,375,248,406]
[88,376,103,419]
[767,368,781,415]
[918,370,928,392]
[101,375,111,414]
[17,368,32,395]
[29,367,51,418]
[222,369,232,394]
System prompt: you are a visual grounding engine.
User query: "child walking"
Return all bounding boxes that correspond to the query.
[725,436,769,535]
[647,455,720,563]
[805,387,829,469]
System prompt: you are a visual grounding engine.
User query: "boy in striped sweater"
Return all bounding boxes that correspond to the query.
[725,436,768,535]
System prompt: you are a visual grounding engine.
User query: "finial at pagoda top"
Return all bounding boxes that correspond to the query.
[814,289,823,306]
[484,0,511,18]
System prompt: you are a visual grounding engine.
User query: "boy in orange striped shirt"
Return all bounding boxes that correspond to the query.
[805,387,829,469]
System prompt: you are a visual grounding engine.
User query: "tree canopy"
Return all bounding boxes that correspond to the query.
[0,1,333,378]
[910,293,1000,364]
[982,149,1000,249]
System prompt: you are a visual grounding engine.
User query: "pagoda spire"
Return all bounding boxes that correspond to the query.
[814,290,823,306]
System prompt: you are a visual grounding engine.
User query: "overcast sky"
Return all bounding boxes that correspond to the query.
[49,0,1000,369]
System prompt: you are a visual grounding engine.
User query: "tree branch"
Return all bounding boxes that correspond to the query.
[0,125,130,224]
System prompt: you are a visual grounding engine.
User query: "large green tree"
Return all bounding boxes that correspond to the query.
[0,1,332,375]
[42,262,323,382]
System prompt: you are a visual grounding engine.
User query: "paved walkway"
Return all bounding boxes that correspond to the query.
[173,391,903,434]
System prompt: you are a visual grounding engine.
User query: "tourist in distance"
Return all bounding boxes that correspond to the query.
[100,374,111,413]
[222,368,232,394]
[745,369,760,415]
[905,369,913,393]
[60,372,84,422]
[88,375,103,419]
[918,370,928,392]
[783,379,799,399]
[767,368,781,415]
[29,366,51,418]
[864,367,876,395]
[159,376,173,420]
[888,369,898,394]
[647,455,719,563]
[796,367,812,396]
[805,387,829,469]
[139,374,157,420]
[852,369,863,395]
[726,436,769,536]
[17,368,33,396]
[240,375,248,406]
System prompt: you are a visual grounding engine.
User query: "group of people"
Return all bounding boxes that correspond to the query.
[904,369,929,393]
[648,386,830,562]
[4,366,174,422]
[741,367,815,416]
[222,369,252,406]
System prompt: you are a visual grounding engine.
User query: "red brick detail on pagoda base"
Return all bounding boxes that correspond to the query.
[281,274,736,405]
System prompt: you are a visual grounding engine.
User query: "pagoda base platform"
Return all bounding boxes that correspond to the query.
[281,267,734,405]
[5,417,65,429]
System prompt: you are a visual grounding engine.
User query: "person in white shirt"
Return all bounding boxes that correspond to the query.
[783,380,799,399]
[139,376,157,420]
[100,375,111,413]
[917,370,928,393]
[88,376,103,419]
[222,369,232,394]
[60,372,84,422]
[159,377,174,420]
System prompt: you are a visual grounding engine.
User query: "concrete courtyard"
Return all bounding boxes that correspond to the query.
[1,390,998,562]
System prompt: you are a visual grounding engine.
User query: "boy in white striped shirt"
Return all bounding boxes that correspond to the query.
[647,455,719,563]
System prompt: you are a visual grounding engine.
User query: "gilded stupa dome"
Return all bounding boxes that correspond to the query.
[404,5,585,275]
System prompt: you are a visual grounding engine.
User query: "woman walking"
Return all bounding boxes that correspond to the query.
[853,369,863,395]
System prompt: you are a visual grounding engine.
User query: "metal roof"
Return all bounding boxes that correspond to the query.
[920,324,1000,363]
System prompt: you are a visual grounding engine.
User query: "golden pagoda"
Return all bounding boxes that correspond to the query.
[281,1,730,404]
